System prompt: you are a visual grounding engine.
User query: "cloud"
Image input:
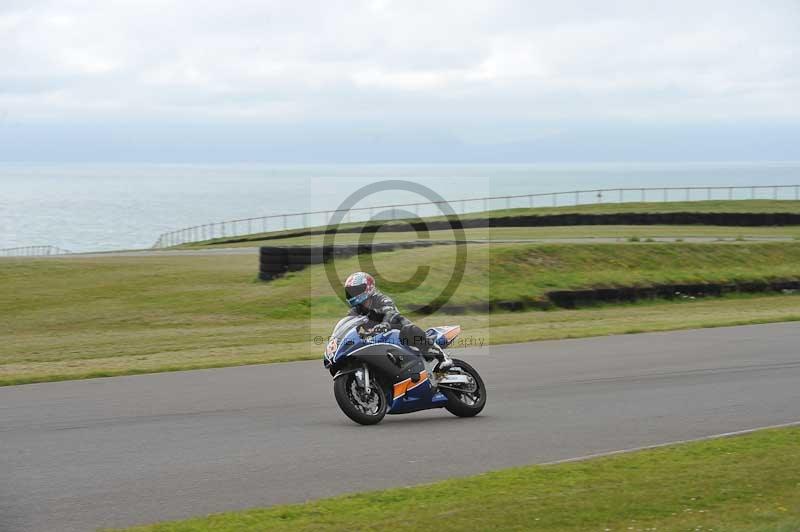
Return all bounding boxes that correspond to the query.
[0,0,797,136]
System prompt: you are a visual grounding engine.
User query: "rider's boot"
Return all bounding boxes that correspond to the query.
[413,329,452,372]
[430,344,453,372]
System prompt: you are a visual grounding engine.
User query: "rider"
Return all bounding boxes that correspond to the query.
[344,271,452,371]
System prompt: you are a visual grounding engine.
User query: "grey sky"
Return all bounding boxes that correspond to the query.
[1,0,798,162]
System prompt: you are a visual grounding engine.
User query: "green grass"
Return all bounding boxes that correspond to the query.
[334,241,800,309]
[2,242,800,385]
[186,200,800,248]
[112,425,800,531]
[200,224,800,248]
[452,198,800,219]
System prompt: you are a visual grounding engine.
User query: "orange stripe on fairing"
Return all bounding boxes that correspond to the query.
[443,325,461,343]
[392,371,428,400]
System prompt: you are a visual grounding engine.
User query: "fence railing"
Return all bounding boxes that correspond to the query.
[0,245,72,257]
[152,184,800,248]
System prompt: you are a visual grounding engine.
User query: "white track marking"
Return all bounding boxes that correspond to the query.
[540,420,800,466]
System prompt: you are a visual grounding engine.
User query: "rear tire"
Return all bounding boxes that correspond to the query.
[441,359,486,418]
[333,371,388,425]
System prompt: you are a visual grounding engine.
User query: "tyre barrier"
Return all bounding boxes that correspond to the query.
[219,211,800,247]
[258,241,442,281]
[404,279,800,315]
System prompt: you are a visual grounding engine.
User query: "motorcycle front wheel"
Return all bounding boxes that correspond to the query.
[333,371,388,425]
[441,358,486,418]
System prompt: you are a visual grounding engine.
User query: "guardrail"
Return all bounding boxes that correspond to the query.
[154,184,800,248]
[0,245,72,257]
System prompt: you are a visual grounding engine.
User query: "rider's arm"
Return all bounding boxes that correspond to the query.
[374,294,410,329]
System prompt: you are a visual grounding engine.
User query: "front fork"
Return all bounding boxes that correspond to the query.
[354,364,371,394]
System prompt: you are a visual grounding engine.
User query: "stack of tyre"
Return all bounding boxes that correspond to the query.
[258,242,440,282]
[258,247,289,281]
[285,246,330,271]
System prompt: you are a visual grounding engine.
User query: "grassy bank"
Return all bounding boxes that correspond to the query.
[454,198,800,219]
[2,242,800,385]
[200,224,800,248]
[113,425,800,531]
[186,200,800,248]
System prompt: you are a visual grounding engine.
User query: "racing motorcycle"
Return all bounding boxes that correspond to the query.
[323,315,486,425]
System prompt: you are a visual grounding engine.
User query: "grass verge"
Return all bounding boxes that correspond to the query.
[111,425,800,531]
[2,243,800,386]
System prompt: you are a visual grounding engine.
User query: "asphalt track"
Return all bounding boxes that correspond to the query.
[2,322,799,531]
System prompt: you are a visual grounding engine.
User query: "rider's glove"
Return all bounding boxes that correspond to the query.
[370,323,391,335]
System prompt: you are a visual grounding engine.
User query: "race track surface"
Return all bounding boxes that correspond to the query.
[2,322,799,531]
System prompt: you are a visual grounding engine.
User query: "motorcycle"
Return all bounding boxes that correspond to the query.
[323,315,486,425]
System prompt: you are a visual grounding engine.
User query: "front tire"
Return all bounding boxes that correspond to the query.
[333,371,387,425]
[441,359,486,417]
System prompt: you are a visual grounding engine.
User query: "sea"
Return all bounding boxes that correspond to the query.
[1,162,799,252]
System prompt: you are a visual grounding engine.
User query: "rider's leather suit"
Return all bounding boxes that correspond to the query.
[347,290,432,354]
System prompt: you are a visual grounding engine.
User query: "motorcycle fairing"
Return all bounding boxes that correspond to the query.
[427,325,462,348]
[326,325,447,414]
[388,370,448,414]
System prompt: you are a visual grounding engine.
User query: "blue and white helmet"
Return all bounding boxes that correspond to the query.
[344,272,375,307]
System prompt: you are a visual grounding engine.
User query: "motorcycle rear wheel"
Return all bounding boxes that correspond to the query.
[441,359,486,418]
[333,371,388,425]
